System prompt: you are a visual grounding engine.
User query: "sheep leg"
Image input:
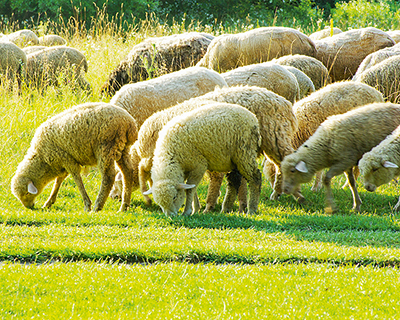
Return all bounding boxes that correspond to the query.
[236,161,261,214]
[323,165,347,214]
[344,167,362,212]
[70,172,92,211]
[262,158,279,200]
[393,196,400,211]
[341,166,360,189]
[222,169,242,213]
[270,165,283,200]
[139,159,152,206]
[116,153,135,212]
[182,167,206,216]
[204,171,224,213]
[237,177,248,213]
[43,172,68,208]
[311,170,323,192]
[93,160,116,212]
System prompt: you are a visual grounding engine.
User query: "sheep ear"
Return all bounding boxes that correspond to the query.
[178,183,196,190]
[115,172,123,181]
[295,161,308,173]
[383,161,399,168]
[27,181,38,194]
[143,188,153,195]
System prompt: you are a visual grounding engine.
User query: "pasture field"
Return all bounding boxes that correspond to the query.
[1,18,400,319]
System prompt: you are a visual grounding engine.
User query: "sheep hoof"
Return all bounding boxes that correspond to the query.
[182,209,193,216]
[118,203,129,212]
[269,191,281,201]
[324,206,337,214]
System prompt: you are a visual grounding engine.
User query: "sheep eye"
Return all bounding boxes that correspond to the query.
[290,168,296,173]
[372,167,379,172]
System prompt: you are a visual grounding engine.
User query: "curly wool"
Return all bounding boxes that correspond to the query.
[4,29,39,47]
[353,55,400,103]
[110,66,227,128]
[272,54,331,90]
[314,27,395,82]
[221,62,300,104]
[354,43,400,75]
[196,27,316,73]
[101,32,213,95]
[151,103,262,216]
[26,46,91,91]
[38,34,67,46]
[11,102,138,212]
[281,65,315,99]
[309,27,343,41]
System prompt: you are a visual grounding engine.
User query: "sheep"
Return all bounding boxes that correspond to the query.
[4,29,39,47]
[359,125,400,211]
[22,46,47,55]
[281,103,400,213]
[0,41,27,90]
[101,32,213,96]
[11,102,138,212]
[387,30,400,44]
[38,34,67,46]
[110,66,227,128]
[264,81,385,196]
[281,65,315,99]
[353,55,400,103]
[272,54,331,90]
[309,27,343,41]
[125,85,296,212]
[25,45,91,91]
[314,27,395,82]
[196,27,316,73]
[354,43,400,75]
[143,102,262,216]
[221,62,300,103]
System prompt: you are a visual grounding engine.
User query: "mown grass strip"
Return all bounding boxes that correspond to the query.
[1,261,400,319]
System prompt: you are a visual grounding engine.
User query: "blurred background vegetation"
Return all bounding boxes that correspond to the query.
[0,0,400,36]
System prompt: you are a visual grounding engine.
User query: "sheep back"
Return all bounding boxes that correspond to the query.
[354,43,400,75]
[221,62,300,103]
[110,66,227,128]
[0,41,27,86]
[196,27,316,73]
[315,27,395,82]
[281,65,315,99]
[5,29,39,47]
[38,34,67,46]
[101,32,212,95]
[309,27,343,41]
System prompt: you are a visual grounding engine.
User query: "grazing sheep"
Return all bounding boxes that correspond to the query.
[144,103,262,216]
[272,54,331,90]
[359,125,400,211]
[22,46,47,55]
[101,32,213,96]
[309,27,343,41]
[38,34,67,46]
[221,62,300,103]
[264,81,385,196]
[0,41,27,89]
[26,46,91,91]
[354,43,400,75]
[125,86,296,212]
[354,55,400,103]
[4,29,39,47]
[281,103,400,213]
[110,66,227,128]
[196,27,316,73]
[281,65,315,99]
[315,27,395,82]
[11,102,138,212]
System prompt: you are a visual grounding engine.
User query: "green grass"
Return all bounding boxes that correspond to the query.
[2,13,400,319]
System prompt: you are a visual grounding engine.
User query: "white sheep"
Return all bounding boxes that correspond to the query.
[101,32,213,95]
[221,62,300,103]
[387,30,400,44]
[281,103,400,213]
[26,45,91,91]
[11,102,138,212]
[38,34,67,46]
[4,29,39,47]
[110,66,227,128]
[353,55,400,103]
[281,65,315,99]
[126,85,296,212]
[315,27,395,82]
[272,54,331,91]
[196,27,316,73]
[0,41,27,90]
[359,125,400,211]
[309,27,343,41]
[264,81,384,195]
[144,102,262,216]
[354,43,400,75]
[22,45,47,55]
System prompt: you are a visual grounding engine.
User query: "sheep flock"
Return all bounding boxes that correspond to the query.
[6,25,400,215]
